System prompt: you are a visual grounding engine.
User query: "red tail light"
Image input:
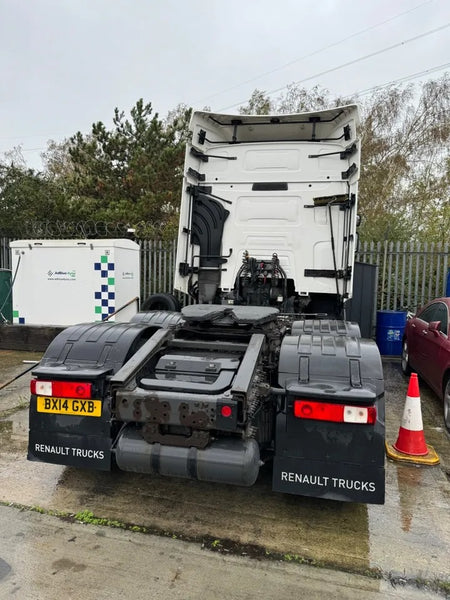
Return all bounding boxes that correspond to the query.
[294,400,376,425]
[221,405,232,418]
[30,380,92,399]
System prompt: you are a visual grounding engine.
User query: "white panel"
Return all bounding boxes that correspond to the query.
[236,196,299,223]
[243,149,300,171]
[316,149,342,171]
[313,206,329,225]
[312,241,333,268]
[243,236,290,249]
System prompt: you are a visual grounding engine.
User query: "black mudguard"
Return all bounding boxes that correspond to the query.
[272,399,385,504]
[27,320,166,470]
[273,326,385,504]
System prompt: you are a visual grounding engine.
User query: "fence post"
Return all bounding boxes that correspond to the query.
[442,243,449,297]
[380,241,387,310]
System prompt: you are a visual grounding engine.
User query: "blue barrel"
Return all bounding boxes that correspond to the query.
[376,310,407,356]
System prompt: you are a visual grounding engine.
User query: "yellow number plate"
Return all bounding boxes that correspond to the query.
[36,396,102,417]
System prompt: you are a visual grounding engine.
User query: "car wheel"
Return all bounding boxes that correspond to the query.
[444,378,450,433]
[401,338,411,375]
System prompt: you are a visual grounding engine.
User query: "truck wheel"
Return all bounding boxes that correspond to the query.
[401,339,411,375]
[444,378,450,433]
[141,293,181,312]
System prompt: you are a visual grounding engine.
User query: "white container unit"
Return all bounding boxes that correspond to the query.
[10,239,140,326]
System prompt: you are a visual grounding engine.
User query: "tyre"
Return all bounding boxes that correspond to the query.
[141,293,181,312]
[443,378,450,433]
[401,338,411,375]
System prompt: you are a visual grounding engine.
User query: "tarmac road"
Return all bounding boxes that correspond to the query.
[0,349,449,599]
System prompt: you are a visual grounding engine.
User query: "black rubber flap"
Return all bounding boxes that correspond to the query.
[181,304,279,325]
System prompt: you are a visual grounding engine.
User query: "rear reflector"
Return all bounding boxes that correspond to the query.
[30,380,92,399]
[221,405,232,418]
[294,400,376,425]
[343,405,376,424]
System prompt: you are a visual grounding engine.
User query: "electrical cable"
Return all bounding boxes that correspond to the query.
[219,22,450,111]
[193,0,435,105]
[350,62,450,98]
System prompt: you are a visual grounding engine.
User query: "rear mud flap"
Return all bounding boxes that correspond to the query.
[272,457,385,504]
[28,431,112,471]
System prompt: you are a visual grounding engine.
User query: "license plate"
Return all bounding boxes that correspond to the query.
[36,396,102,417]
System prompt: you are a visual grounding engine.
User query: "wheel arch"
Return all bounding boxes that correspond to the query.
[442,368,450,398]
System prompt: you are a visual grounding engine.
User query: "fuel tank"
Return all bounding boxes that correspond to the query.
[115,427,261,486]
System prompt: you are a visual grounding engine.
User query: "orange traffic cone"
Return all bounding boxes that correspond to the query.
[385,373,440,465]
[394,373,428,455]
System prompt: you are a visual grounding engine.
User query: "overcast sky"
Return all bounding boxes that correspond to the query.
[1,0,449,170]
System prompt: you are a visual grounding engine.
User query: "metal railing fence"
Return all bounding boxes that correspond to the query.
[0,238,10,272]
[357,241,449,312]
[139,239,178,301]
[1,237,449,312]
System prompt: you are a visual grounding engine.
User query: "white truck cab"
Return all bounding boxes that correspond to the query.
[175,106,360,316]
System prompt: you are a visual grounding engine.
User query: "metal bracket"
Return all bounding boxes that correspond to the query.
[341,163,358,180]
[190,147,209,162]
[187,167,205,182]
[304,267,352,280]
[198,130,206,145]
[308,143,357,160]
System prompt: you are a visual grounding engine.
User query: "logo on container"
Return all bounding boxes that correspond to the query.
[47,270,77,281]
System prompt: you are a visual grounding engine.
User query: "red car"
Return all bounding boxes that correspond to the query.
[401,297,450,432]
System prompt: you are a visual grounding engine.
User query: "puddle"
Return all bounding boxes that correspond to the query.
[397,465,424,533]
[367,366,450,580]
[368,461,450,580]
